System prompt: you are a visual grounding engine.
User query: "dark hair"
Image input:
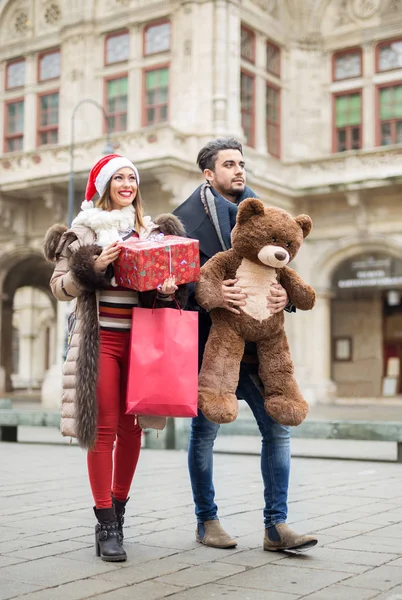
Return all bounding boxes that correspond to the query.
[196,138,243,172]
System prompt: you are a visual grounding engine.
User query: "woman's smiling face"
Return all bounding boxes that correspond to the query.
[109,168,138,210]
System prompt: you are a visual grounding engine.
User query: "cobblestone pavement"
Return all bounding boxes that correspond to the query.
[1,442,402,600]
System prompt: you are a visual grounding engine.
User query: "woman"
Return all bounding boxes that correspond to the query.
[44,154,186,562]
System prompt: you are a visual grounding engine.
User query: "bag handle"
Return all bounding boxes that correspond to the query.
[152,295,182,313]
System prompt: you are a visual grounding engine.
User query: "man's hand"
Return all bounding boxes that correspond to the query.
[94,241,121,272]
[267,283,288,313]
[221,278,247,315]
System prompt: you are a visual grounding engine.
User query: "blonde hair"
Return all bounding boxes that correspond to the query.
[96,177,146,232]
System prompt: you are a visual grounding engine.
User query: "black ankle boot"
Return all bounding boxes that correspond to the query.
[112,496,129,541]
[94,507,127,562]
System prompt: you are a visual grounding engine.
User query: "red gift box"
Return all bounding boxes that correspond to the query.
[114,235,200,292]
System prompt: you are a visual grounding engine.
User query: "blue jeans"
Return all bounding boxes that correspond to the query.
[188,364,291,528]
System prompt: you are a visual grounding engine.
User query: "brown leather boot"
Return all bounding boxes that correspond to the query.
[264,523,317,552]
[196,519,237,549]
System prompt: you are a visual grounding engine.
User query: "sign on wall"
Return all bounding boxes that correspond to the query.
[333,253,402,290]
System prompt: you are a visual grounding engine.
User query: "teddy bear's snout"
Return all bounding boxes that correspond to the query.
[275,250,287,261]
[258,245,290,268]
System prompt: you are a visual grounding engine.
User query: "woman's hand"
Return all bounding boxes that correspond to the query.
[158,275,178,296]
[94,242,121,272]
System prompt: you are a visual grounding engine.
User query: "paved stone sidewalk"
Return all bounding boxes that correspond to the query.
[1,442,402,600]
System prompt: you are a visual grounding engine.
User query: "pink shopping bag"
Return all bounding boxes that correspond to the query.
[126,307,199,418]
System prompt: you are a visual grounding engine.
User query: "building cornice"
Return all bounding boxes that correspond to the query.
[1,126,401,197]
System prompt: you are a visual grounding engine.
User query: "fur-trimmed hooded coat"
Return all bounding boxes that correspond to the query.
[43,212,187,449]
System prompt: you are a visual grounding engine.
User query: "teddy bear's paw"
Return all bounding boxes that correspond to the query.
[264,396,309,427]
[198,388,239,424]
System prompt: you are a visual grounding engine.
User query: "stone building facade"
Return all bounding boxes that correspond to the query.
[0,0,402,406]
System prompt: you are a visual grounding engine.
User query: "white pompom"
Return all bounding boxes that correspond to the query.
[81,200,94,210]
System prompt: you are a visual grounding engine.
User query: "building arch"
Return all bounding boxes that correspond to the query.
[311,234,402,292]
[285,0,329,35]
[308,0,336,34]
[312,235,402,398]
[0,0,14,21]
[0,246,54,294]
[0,0,32,45]
[0,247,55,392]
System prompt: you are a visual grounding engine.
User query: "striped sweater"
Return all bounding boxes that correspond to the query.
[98,228,139,331]
[99,286,139,331]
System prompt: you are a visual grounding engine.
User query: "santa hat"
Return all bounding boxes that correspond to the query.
[82,154,140,210]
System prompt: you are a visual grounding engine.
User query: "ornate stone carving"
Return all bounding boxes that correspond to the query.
[44,3,61,25]
[153,168,198,207]
[382,0,402,15]
[43,190,64,221]
[15,11,30,35]
[336,0,350,26]
[329,0,383,29]
[345,191,368,231]
[295,148,402,194]
[252,0,278,17]
[352,0,381,19]
[69,68,84,82]
[0,197,16,231]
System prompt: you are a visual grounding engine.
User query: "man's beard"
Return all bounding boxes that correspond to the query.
[212,180,245,202]
[225,184,244,201]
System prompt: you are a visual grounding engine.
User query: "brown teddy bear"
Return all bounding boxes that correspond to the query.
[195,198,316,427]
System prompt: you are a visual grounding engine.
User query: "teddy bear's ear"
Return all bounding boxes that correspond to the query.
[295,214,313,238]
[237,198,265,224]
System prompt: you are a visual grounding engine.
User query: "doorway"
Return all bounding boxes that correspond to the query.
[330,252,402,399]
[383,292,402,394]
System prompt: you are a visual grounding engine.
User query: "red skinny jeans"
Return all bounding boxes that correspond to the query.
[87,329,142,509]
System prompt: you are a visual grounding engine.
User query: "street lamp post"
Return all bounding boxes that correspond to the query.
[63,99,114,360]
[67,99,114,226]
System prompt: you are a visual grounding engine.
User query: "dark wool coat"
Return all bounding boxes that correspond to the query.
[173,185,258,368]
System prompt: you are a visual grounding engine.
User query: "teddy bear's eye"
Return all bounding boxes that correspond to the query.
[285,242,291,248]
[271,237,278,243]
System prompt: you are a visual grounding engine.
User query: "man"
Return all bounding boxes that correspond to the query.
[174,138,317,552]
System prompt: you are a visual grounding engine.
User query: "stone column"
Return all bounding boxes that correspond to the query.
[0,64,4,143]
[24,54,37,152]
[304,290,337,404]
[226,0,242,137]
[362,42,375,149]
[286,43,328,159]
[212,0,229,134]
[60,32,98,145]
[0,297,13,393]
[212,0,242,136]
[128,24,142,131]
[171,0,214,132]
[41,301,68,408]
[173,0,241,136]
[169,3,197,131]
[255,33,268,154]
